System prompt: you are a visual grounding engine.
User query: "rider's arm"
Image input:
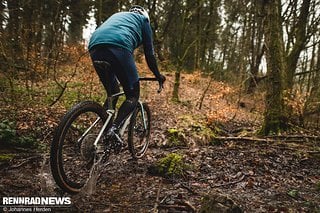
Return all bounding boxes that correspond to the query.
[142,20,161,79]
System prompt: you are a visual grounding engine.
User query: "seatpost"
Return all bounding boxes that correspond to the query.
[107,96,114,110]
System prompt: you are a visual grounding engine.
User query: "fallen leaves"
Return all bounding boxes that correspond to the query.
[0,63,319,212]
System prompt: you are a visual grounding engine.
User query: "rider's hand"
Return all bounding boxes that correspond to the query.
[157,74,166,93]
[157,74,166,85]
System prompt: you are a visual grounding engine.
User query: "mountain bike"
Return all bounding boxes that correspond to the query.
[50,61,163,194]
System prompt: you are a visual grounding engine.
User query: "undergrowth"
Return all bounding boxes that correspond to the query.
[0,120,38,149]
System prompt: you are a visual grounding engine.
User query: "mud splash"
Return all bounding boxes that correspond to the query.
[79,153,110,196]
[38,154,57,195]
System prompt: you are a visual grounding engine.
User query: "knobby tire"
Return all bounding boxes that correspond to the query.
[50,101,107,194]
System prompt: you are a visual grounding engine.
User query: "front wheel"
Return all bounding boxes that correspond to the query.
[128,102,151,159]
[50,101,107,194]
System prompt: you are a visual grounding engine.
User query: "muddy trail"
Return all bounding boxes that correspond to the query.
[1,73,320,212]
[1,133,320,212]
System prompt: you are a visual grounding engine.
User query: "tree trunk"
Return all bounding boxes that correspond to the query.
[260,0,287,135]
[172,66,181,102]
[0,0,5,33]
[172,6,188,102]
[246,1,265,93]
[303,42,320,122]
[194,0,201,70]
[284,0,311,90]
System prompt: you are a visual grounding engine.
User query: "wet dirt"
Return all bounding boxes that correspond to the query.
[1,136,319,212]
[1,74,319,212]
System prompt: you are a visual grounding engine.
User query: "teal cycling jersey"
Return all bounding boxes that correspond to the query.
[88,12,150,53]
[89,11,161,79]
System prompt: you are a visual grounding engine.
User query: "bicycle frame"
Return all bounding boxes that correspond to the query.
[77,77,158,148]
[75,91,121,146]
[76,93,144,148]
[50,74,162,194]
[94,91,125,147]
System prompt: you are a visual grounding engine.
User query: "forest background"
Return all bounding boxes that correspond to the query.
[0,0,320,211]
[1,0,320,134]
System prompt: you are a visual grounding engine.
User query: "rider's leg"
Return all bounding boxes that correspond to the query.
[112,81,140,128]
[91,45,140,139]
[107,47,140,129]
[89,46,120,109]
[105,81,139,149]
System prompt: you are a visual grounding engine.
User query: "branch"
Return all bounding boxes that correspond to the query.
[294,68,318,76]
[178,39,198,63]
[213,135,320,143]
[49,51,88,107]
[266,134,320,141]
[152,180,162,213]
[8,155,42,170]
[214,136,269,143]
[198,75,213,110]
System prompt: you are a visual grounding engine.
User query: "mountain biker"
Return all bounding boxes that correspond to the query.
[88,5,165,144]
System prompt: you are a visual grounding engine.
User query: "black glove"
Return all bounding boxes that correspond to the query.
[157,74,166,93]
[157,74,166,84]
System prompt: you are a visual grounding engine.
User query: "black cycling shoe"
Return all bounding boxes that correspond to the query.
[104,126,125,154]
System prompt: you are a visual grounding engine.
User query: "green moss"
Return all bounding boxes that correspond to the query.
[174,114,217,145]
[0,154,15,162]
[259,105,288,136]
[151,153,190,178]
[166,128,186,147]
[192,124,216,144]
[168,128,179,134]
[287,189,299,198]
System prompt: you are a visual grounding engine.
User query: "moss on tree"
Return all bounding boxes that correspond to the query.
[260,0,288,135]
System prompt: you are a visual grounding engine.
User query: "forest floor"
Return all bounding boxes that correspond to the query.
[0,67,320,212]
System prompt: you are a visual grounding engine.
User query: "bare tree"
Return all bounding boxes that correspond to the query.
[260,0,287,135]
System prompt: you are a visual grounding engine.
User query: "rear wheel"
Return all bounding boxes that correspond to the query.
[50,101,107,194]
[128,102,151,159]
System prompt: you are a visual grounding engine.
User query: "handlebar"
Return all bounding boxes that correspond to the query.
[139,77,164,93]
